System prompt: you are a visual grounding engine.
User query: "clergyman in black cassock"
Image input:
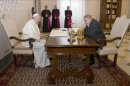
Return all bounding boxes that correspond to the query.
[52,5,60,29]
[41,5,51,32]
[64,6,72,28]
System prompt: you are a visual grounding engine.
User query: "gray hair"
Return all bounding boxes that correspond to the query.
[84,14,92,19]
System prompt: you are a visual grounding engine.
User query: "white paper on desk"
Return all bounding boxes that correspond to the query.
[50,28,68,36]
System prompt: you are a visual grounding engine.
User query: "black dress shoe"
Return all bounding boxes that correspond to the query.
[46,64,53,68]
[82,57,86,65]
[89,62,95,65]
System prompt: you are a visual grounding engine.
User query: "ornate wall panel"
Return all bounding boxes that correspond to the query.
[0,0,33,32]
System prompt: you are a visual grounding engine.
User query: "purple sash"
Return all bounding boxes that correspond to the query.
[48,17,50,30]
[66,13,71,28]
[53,13,60,28]
[57,17,60,28]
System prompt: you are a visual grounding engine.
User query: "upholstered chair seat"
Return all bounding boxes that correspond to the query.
[98,46,118,56]
[13,42,33,55]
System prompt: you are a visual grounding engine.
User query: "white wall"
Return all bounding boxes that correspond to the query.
[0,0,33,32]
[41,0,57,11]
[84,0,100,21]
[121,0,130,18]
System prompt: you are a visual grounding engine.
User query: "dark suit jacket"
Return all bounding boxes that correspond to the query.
[84,19,105,42]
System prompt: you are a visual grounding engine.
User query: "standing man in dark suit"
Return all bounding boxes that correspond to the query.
[83,15,106,65]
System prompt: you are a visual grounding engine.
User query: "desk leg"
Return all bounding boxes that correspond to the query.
[85,54,94,83]
[85,54,90,65]
[47,54,94,84]
[96,54,101,69]
[47,55,57,84]
[47,55,64,84]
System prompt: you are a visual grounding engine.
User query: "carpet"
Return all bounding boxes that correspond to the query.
[0,55,130,86]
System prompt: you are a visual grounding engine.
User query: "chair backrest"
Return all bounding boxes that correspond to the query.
[1,15,20,47]
[110,15,130,47]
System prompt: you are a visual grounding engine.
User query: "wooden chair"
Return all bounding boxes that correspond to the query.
[97,15,130,67]
[1,15,49,66]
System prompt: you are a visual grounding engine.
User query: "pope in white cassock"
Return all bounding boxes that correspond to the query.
[21,13,50,68]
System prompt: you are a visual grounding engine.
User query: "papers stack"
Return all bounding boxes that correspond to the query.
[50,28,68,37]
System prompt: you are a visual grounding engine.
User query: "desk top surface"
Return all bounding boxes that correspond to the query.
[45,28,99,48]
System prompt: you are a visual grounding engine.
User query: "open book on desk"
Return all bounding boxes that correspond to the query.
[49,28,68,37]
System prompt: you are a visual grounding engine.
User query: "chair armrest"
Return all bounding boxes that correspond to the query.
[96,39,106,49]
[96,37,121,49]
[105,37,121,42]
[9,36,36,48]
[19,32,23,35]
[97,37,121,43]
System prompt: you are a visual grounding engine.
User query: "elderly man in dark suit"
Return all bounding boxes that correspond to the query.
[83,15,105,65]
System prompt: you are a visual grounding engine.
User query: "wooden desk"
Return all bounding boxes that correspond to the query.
[45,34,99,84]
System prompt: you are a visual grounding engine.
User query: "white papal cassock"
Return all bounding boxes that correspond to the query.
[21,19,50,68]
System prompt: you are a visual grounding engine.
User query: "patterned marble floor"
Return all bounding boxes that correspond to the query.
[108,32,130,75]
[7,56,130,86]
